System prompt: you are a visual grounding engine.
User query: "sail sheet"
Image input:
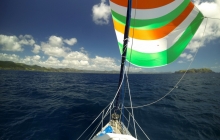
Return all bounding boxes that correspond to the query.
[110,0,204,67]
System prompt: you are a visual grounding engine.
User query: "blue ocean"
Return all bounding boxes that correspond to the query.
[0,70,220,140]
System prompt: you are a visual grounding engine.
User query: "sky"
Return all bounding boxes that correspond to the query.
[0,0,220,72]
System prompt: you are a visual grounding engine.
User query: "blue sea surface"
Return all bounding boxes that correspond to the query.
[0,70,220,140]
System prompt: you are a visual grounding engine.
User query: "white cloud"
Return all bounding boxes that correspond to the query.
[0,53,20,62]
[0,52,121,71]
[61,51,90,69]
[125,66,143,72]
[187,40,201,53]
[187,0,220,52]
[44,56,60,66]
[48,36,63,47]
[0,33,144,72]
[0,34,35,52]
[20,55,41,65]
[19,35,35,46]
[40,36,72,57]
[179,53,194,62]
[92,0,111,25]
[186,54,193,60]
[41,42,69,57]
[211,65,220,69]
[80,47,87,54]
[178,60,184,63]
[0,35,22,51]
[180,53,187,58]
[90,56,119,71]
[64,38,77,46]
[33,55,41,61]
[32,44,41,54]
[65,51,89,61]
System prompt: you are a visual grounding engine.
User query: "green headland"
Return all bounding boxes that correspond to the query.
[0,60,215,74]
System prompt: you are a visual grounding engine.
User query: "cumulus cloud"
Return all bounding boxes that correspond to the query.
[92,0,111,25]
[0,33,122,71]
[40,36,74,57]
[33,55,41,61]
[0,35,21,51]
[90,56,119,70]
[65,51,89,61]
[0,52,121,71]
[64,38,77,46]
[187,0,220,52]
[0,34,35,52]
[43,56,61,66]
[20,55,41,65]
[18,35,35,46]
[61,51,90,69]
[32,44,41,54]
[0,33,143,72]
[41,42,69,57]
[0,53,20,62]
[180,53,194,61]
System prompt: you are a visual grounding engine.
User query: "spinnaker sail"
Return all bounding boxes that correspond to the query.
[110,0,204,67]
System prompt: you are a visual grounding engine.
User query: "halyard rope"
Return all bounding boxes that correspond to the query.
[77,67,126,139]
[76,105,109,140]
[125,67,137,138]
[125,16,209,109]
[122,108,151,140]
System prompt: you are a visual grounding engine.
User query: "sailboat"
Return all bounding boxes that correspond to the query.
[77,0,204,139]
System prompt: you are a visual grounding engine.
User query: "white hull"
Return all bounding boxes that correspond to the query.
[92,121,137,140]
[92,133,137,140]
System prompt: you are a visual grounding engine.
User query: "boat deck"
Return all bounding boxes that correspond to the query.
[93,119,132,137]
[92,120,137,140]
[109,120,131,135]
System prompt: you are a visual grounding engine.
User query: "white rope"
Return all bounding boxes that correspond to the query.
[120,112,137,136]
[133,117,150,140]
[78,67,127,139]
[78,36,129,139]
[125,67,137,138]
[125,17,209,109]
[88,107,113,139]
[120,108,150,140]
[103,67,126,118]
[88,120,103,140]
[124,108,150,140]
[127,113,130,128]
[76,106,108,140]
[85,120,103,140]
[205,17,220,20]
[101,110,104,131]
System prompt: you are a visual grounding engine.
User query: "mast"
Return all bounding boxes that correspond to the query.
[115,0,132,110]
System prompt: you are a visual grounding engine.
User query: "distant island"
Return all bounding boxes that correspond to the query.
[0,61,215,74]
[0,61,119,73]
[175,68,214,73]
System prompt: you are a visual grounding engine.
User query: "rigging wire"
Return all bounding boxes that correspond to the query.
[76,104,110,140]
[125,16,209,109]
[124,108,151,140]
[78,1,219,139]
[125,67,137,138]
[205,17,220,20]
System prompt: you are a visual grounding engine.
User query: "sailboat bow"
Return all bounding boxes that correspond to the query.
[79,0,204,139]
